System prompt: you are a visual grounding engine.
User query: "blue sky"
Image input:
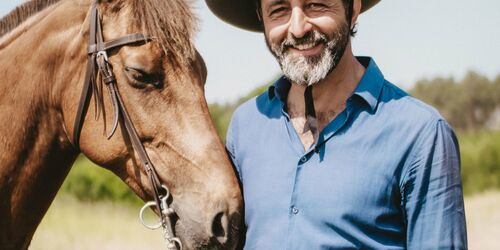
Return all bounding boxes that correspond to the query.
[2,0,499,103]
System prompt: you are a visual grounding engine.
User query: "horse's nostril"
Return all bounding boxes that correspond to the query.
[211,211,228,244]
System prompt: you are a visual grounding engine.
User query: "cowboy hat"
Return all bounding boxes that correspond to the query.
[206,0,380,32]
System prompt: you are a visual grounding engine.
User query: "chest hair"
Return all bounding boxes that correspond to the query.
[288,104,342,150]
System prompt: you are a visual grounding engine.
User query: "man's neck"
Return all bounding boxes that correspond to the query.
[286,44,365,150]
[288,45,365,124]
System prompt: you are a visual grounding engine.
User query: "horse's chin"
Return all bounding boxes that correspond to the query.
[174,216,240,250]
[174,224,216,250]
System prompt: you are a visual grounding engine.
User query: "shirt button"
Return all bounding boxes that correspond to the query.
[292,207,299,214]
[300,156,308,163]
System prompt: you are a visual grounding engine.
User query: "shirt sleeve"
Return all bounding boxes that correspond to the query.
[402,120,467,249]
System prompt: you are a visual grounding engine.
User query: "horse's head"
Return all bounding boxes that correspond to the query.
[59,0,242,248]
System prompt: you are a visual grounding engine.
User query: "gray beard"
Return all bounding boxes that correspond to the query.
[268,26,350,87]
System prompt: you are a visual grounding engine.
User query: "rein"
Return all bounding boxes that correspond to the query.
[71,2,181,249]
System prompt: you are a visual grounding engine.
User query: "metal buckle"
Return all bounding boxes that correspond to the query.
[96,50,109,62]
[96,50,114,81]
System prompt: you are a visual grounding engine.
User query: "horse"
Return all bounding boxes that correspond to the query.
[0,0,243,249]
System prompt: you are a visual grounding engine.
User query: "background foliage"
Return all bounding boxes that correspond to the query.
[61,71,500,202]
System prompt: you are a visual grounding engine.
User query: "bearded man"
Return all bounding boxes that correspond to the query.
[207,0,467,249]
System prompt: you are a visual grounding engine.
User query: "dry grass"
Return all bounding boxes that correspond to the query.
[465,190,500,250]
[30,191,500,249]
[30,196,164,250]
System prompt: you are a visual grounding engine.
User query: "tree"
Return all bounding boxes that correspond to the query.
[410,71,499,131]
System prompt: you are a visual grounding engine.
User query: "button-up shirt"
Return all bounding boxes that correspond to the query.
[226,57,467,249]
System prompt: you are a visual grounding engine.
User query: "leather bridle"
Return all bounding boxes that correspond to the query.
[72,1,181,249]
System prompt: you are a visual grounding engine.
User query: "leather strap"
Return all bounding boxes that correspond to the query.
[72,1,162,187]
[304,85,316,119]
[88,33,150,54]
[72,2,99,149]
[73,2,151,149]
[71,3,173,243]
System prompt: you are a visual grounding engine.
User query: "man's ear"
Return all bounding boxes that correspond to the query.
[351,0,362,28]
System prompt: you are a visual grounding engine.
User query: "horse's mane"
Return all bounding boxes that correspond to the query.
[0,0,197,65]
[0,0,61,38]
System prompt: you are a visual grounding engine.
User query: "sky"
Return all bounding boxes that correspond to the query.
[1,0,499,103]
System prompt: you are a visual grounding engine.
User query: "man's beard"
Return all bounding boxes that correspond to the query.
[267,23,350,86]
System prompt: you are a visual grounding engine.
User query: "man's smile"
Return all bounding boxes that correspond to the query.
[288,42,324,57]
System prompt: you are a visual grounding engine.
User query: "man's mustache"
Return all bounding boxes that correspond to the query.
[280,31,329,50]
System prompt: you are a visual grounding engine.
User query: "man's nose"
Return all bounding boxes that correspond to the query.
[288,7,312,38]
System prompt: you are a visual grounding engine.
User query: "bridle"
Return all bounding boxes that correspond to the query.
[72,2,181,249]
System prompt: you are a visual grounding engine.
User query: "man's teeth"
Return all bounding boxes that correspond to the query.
[294,43,317,50]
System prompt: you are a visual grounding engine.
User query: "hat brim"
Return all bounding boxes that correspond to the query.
[206,0,381,32]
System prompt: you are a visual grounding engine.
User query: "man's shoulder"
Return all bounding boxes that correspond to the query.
[231,89,279,123]
[231,96,259,124]
[373,79,458,146]
[226,89,281,150]
[380,80,445,125]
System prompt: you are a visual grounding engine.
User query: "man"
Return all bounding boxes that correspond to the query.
[207,0,467,249]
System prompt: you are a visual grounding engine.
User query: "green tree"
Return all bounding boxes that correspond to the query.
[209,81,273,140]
[410,71,499,131]
[459,72,497,130]
[411,77,462,127]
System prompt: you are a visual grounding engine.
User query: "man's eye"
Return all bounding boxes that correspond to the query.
[307,3,326,10]
[270,7,288,16]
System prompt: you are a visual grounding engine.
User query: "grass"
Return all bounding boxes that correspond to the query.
[30,196,164,250]
[464,190,500,250]
[30,191,500,249]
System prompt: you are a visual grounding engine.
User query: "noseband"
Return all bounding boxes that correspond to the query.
[72,2,181,249]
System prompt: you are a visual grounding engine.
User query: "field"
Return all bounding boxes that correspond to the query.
[30,196,165,250]
[465,191,500,250]
[29,191,500,249]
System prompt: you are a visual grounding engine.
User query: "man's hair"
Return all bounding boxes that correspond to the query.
[344,0,357,36]
[255,0,357,37]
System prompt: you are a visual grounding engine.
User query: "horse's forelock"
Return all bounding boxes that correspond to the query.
[128,0,198,66]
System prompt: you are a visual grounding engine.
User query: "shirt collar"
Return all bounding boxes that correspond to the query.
[268,76,291,102]
[352,57,385,111]
[268,56,385,111]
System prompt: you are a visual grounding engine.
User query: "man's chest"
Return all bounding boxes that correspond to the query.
[237,135,408,250]
[230,101,423,248]
[288,109,343,151]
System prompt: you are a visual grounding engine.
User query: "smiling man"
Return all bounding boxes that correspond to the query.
[207,0,467,249]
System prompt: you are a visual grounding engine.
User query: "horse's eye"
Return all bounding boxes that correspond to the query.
[124,67,162,89]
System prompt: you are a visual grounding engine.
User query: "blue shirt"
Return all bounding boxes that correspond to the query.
[226,57,467,249]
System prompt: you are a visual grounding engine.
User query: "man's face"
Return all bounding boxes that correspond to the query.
[261,0,351,86]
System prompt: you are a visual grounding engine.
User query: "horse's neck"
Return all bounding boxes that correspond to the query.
[0,107,77,248]
[0,1,86,247]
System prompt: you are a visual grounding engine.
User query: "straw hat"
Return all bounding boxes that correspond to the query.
[206,0,381,32]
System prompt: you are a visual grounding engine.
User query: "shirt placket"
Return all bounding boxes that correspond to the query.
[285,149,314,250]
[283,101,355,249]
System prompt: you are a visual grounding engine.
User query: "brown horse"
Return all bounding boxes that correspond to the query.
[0,0,242,249]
